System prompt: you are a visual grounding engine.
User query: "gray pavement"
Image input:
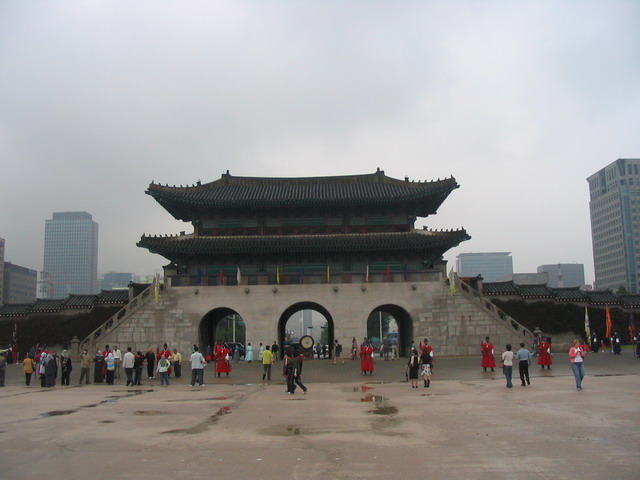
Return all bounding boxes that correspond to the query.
[0,351,638,479]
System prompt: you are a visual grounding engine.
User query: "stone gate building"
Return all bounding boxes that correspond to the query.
[82,170,533,356]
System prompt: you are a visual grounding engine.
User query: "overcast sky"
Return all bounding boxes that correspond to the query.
[1,1,638,285]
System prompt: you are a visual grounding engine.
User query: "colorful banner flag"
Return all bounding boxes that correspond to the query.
[605,304,612,339]
[403,264,408,280]
[365,264,369,283]
[218,269,225,286]
[195,268,202,286]
[584,306,591,341]
[276,266,280,285]
[154,274,159,304]
[448,268,456,295]
[236,267,241,285]
[327,264,331,282]
[385,265,391,282]
[300,267,304,284]
[629,312,637,343]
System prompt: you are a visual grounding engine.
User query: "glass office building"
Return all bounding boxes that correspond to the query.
[587,158,640,294]
[43,212,99,298]
[456,252,513,282]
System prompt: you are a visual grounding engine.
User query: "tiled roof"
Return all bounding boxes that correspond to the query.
[31,299,66,312]
[65,294,98,308]
[553,287,589,302]
[482,281,519,296]
[619,295,640,308]
[97,290,129,304]
[0,304,32,316]
[517,284,554,299]
[138,230,471,260]
[146,170,459,220]
[583,291,621,305]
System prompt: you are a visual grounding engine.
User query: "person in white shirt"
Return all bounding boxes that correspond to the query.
[501,344,515,388]
[122,347,136,386]
[190,346,206,387]
[113,346,122,379]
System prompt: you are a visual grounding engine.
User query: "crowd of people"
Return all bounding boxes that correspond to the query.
[2,331,636,392]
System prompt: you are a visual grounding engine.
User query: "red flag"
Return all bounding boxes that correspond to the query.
[605,304,612,339]
[219,269,225,286]
[385,265,391,282]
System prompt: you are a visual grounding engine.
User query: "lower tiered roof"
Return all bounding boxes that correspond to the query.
[137,229,470,264]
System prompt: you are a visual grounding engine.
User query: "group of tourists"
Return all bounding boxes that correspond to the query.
[485,335,589,391]
[406,338,434,388]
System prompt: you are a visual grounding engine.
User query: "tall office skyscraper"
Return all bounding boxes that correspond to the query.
[587,158,640,294]
[43,212,99,298]
[0,238,4,305]
[456,252,513,282]
[537,264,585,288]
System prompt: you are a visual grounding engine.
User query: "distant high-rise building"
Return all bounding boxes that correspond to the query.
[102,272,133,291]
[537,264,585,288]
[43,212,99,298]
[587,159,640,293]
[0,238,4,305]
[3,262,37,303]
[456,252,513,282]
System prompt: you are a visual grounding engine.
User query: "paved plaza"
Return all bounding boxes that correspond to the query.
[0,352,638,479]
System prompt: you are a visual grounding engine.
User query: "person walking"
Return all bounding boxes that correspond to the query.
[333,340,344,364]
[569,339,586,390]
[515,342,532,386]
[123,347,135,386]
[23,353,36,386]
[407,349,420,388]
[134,351,144,385]
[261,344,273,381]
[419,347,433,387]
[291,351,308,394]
[501,344,514,388]
[190,346,206,387]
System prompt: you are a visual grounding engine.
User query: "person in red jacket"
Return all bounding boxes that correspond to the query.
[538,337,553,369]
[359,338,375,375]
[481,337,496,372]
[215,342,232,377]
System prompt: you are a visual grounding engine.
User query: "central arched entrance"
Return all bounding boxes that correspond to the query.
[367,304,413,357]
[199,307,244,354]
[278,302,334,359]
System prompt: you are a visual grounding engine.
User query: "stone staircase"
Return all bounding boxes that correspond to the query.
[79,284,156,352]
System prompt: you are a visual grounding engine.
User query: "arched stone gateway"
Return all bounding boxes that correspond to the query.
[278,302,334,359]
[86,279,533,361]
[199,307,242,350]
[368,304,414,357]
[84,171,533,359]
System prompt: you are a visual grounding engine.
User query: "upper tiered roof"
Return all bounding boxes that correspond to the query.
[146,169,459,221]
